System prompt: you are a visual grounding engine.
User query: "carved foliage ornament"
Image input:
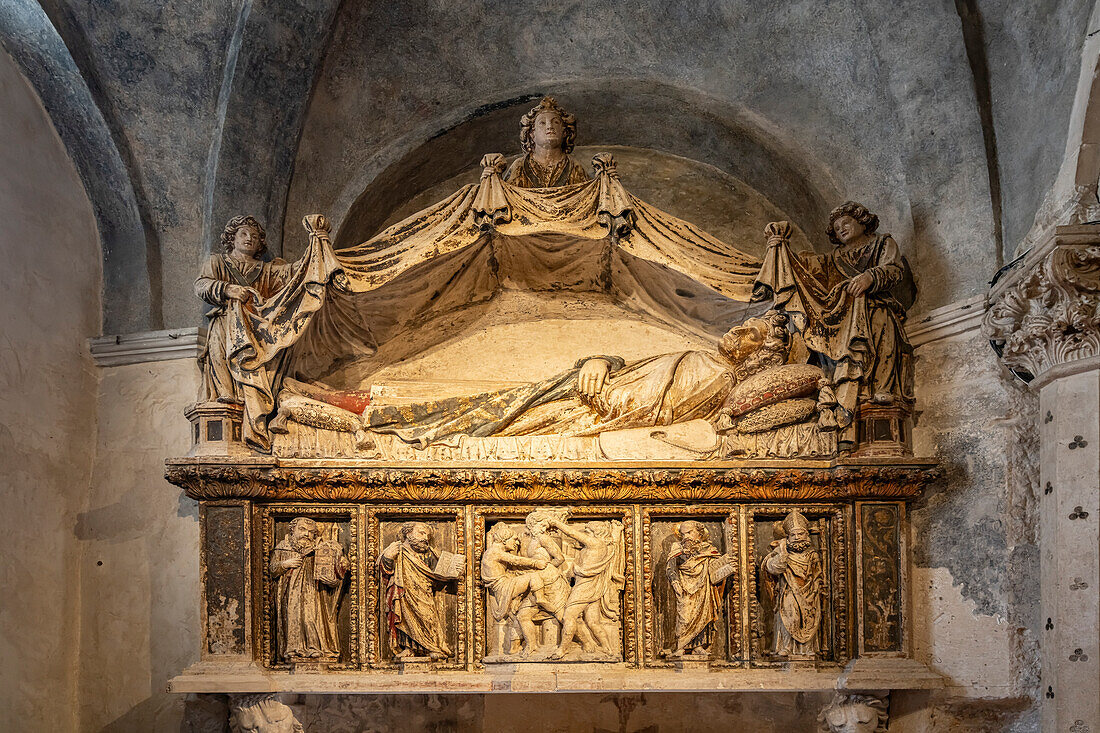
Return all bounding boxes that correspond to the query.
[984,243,1100,381]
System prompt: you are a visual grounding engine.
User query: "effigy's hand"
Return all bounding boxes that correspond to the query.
[577,358,611,398]
[845,272,873,297]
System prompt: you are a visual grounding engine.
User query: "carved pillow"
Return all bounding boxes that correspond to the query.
[724,363,823,418]
[735,397,817,434]
[288,380,372,414]
[279,395,362,434]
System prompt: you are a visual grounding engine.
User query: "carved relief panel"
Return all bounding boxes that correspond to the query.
[472,505,635,665]
[642,507,740,666]
[856,502,906,655]
[745,504,850,665]
[366,507,466,670]
[259,505,360,670]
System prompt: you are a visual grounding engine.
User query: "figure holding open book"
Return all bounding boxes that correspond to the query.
[377,521,463,660]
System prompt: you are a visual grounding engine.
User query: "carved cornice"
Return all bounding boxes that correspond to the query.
[165,458,939,503]
[89,326,205,366]
[984,225,1100,386]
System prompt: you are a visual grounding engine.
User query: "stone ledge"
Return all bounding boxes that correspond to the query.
[165,456,940,502]
[168,658,942,695]
[88,326,204,366]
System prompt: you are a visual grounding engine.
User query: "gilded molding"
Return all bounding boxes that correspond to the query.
[985,229,1100,384]
[165,461,939,503]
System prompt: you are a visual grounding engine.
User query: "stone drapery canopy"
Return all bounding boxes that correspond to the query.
[223,153,762,449]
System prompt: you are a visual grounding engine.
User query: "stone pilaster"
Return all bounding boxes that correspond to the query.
[985,224,1100,732]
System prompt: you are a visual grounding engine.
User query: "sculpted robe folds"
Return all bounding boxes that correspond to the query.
[378,544,452,657]
[269,538,347,660]
[363,350,735,449]
[754,233,915,428]
[504,153,590,188]
[667,541,724,652]
[760,542,824,655]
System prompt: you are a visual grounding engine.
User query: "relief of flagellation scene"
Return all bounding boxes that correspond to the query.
[166,96,936,728]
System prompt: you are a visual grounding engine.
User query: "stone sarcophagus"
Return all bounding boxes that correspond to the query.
[167,458,938,694]
[170,99,943,726]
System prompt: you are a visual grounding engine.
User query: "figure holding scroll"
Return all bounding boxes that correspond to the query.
[269,517,348,662]
[665,521,732,657]
[378,521,461,660]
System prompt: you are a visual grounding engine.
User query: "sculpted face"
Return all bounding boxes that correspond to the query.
[787,525,811,553]
[831,214,865,245]
[406,523,432,552]
[232,224,262,259]
[719,319,766,364]
[679,522,705,545]
[532,110,565,151]
[289,523,316,552]
[823,701,880,733]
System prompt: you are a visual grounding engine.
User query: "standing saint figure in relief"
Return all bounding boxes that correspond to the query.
[195,216,296,406]
[542,516,625,660]
[759,510,824,657]
[665,521,729,657]
[269,517,348,662]
[377,522,456,660]
[504,96,590,188]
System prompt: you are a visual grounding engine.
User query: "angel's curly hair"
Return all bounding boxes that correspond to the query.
[825,201,879,245]
[519,96,578,154]
[221,215,268,256]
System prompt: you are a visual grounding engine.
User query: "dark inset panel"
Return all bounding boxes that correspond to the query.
[203,504,247,655]
[860,503,903,653]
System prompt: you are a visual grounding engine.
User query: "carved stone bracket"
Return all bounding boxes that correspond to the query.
[165,458,940,503]
[985,225,1100,386]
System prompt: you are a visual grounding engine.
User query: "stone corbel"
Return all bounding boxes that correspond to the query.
[984,224,1100,387]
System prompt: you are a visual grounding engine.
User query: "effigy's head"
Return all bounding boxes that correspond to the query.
[221,214,268,257]
[826,201,879,246]
[287,517,319,551]
[488,522,519,552]
[520,96,578,154]
[781,510,812,552]
[399,521,433,552]
[721,310,791,378]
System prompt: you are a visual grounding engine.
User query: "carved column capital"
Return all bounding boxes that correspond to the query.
[984,225,1100,387]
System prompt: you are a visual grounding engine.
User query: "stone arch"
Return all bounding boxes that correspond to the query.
[0,0,153,332]
[331,81,844,250]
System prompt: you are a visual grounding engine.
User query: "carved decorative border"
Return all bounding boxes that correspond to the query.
[167,462,939,503]
[745,504,849,668]
[199,501,251,660]
[365,505,467,671]
[856,502,906,656]
[258,504,361,671]
[470,504,636,667]
[640,505,742,668]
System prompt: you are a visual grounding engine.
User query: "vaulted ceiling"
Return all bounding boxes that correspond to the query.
[1,0,1094,332]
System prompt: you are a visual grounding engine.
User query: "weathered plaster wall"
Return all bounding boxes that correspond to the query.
[0,47,100,732]
[909,330,1040,729]
[983,0,1096,254]
[76,360,200,732]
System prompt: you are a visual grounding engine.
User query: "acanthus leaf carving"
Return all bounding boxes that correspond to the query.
[985,240,1100,382]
